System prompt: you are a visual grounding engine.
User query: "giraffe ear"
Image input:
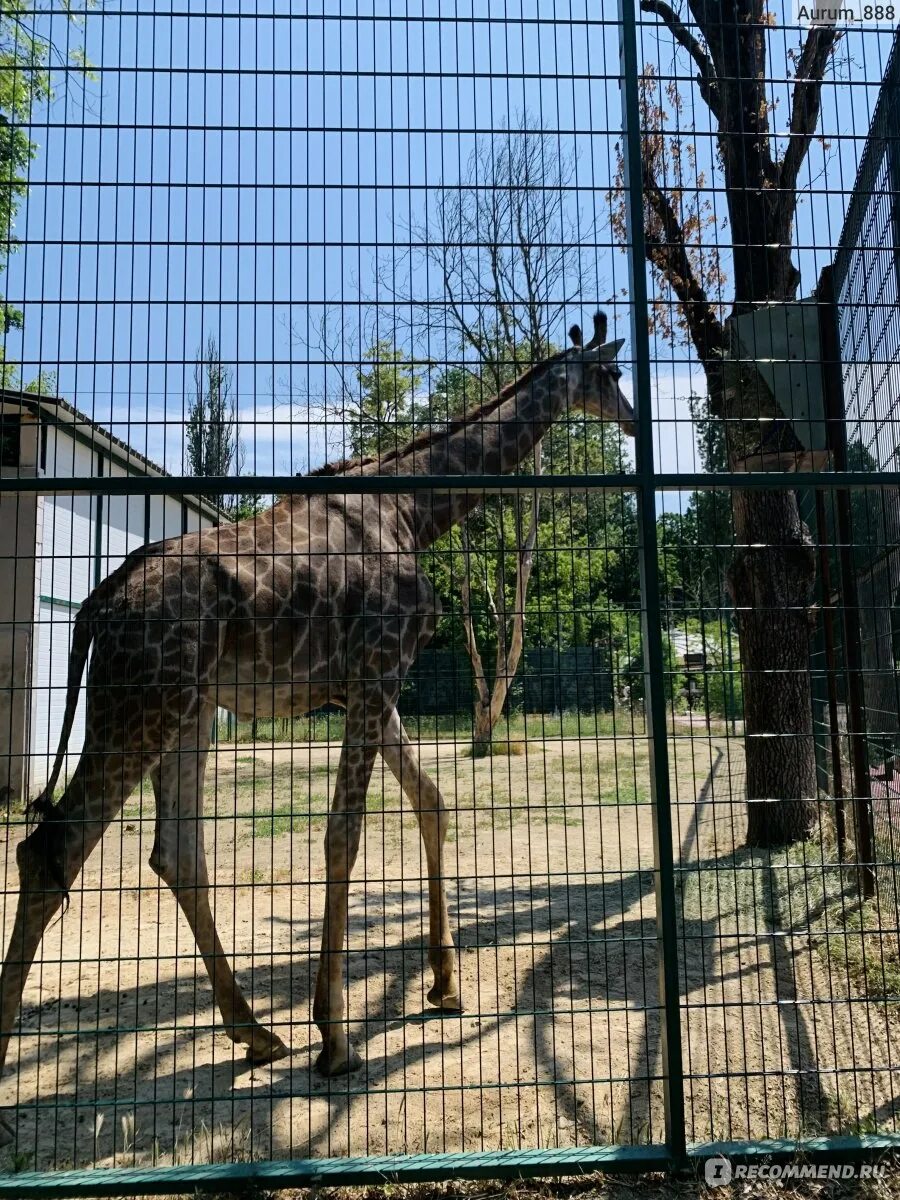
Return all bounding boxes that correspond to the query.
[596,338,625,361]
[581,310,608,351]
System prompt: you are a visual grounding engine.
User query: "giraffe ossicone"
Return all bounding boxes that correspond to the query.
[0,317,634,1142]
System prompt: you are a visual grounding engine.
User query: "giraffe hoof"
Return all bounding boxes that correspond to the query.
[315,1044,362,1077]
[245,1030,289,1065]
[427,985,463,1012]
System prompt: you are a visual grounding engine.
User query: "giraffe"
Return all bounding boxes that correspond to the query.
[0,314,634,1142]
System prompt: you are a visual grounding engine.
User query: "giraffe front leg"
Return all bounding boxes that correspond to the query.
[380,709,461,1011]
[313,729,377,1077]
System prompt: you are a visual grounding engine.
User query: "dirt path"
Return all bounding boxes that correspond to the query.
[0,735,896,1171]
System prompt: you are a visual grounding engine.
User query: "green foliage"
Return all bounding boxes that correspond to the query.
[527,421,638,649]
[703,655,743,719]
[656,395,734,618]
[187,335,239,478]
[186,334,267,517]
[619,615,741,719]
[231,492,268,520]
[0,3,90,387]
[348,340,422,460]
[23,368,56,395]
[621,630,685,706]
[333,338,643,692]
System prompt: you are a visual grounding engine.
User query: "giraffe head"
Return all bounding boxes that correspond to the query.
[565,312,635,437]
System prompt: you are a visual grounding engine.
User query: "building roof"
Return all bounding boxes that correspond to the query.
[0,387,226,523]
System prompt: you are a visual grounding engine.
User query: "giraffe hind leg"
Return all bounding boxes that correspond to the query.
[148,730,289,1065]
[0,750,145,1146]
[313,686,387,1077]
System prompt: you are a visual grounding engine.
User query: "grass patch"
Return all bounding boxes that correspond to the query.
[211,728,657,832]
[820,898,900,998]
[468,738,528,758]
[248,783,388,839]
[216,708,646,746]
[678,827,900,1003]
[251,797,329,838]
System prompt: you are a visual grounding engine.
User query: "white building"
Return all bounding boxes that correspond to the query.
[0,389,222,802]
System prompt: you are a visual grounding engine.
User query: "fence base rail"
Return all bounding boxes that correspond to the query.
[4,1138,900,1197]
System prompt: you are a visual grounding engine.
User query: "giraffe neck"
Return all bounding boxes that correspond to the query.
[387,364,568,546]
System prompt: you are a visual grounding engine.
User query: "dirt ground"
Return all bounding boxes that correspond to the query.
[0,729,898,1173]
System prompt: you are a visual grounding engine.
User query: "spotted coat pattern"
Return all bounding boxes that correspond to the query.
[0,322,634,1135]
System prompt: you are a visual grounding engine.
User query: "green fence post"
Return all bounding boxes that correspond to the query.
[618,0,687,1165]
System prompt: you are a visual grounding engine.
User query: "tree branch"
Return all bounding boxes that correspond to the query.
[778,25,839,218]
[643,171,726,386]
[640,0,722,120]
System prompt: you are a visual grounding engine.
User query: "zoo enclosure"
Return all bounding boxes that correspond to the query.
[0,3,899,1196]
[811,43,900,906]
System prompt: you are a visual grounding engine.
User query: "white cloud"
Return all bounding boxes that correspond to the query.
[620,365,706,478]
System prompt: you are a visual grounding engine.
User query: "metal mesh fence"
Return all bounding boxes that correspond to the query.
[817,29,900,982]
[0,3,898,1195]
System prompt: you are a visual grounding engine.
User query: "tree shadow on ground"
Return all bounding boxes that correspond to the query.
[0,778,874,1171]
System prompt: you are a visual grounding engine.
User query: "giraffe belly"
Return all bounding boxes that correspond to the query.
[213,613,349,718]
[215,682,336,720]
[213,637,337,717]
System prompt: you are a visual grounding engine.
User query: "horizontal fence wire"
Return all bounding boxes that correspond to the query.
[9,471,900,495]
[1,2,900,1195]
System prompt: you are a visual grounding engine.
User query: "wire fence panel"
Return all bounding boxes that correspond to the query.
[635,3,900,1164]
[0,3,898,1195]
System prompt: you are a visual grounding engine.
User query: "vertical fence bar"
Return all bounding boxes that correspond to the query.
[818,267,876,897]
[814,488,847,862]
[618,0,686,1163]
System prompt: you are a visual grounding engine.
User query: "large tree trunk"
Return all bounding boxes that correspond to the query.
[719,333,821,847]
[712,351,820,847]
[729,489,819,846]
[628,2,838,847]
[720,355,825,844]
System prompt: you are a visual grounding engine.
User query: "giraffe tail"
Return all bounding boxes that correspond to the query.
[25,599,94,824]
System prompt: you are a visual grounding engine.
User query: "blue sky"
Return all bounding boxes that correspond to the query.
[3,2,897,481]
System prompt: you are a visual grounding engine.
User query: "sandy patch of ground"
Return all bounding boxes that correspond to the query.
[0,733,897,1172]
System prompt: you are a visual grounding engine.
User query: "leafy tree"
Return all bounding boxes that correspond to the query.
[346,340,421,461]
[657,394,733,620]
[612,6,839,846]
[187,334,262,516]
[317,121,623,746]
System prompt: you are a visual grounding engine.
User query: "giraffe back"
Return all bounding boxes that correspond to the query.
[79,492,438,723]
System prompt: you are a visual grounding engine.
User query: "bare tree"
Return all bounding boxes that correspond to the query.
[612,6,839,845]
[406,121,602,750]
[413,120,588,388]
